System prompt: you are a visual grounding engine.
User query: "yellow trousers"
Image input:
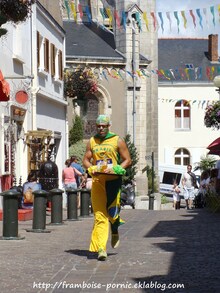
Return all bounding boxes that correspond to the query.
[89,174,122,252]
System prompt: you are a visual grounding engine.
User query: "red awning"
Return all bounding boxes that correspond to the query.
[0,70,10,102]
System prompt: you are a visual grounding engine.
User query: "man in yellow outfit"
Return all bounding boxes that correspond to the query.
[83,115,131,261]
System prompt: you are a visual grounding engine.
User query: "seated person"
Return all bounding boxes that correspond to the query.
[22,171,41,209]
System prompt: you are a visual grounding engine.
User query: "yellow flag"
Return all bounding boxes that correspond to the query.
[70,1,77,21]
[143,12,149,31]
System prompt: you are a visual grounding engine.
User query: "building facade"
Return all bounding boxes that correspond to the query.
[0,0,67,208]
[158,35,220,171]
[64,0,158,195]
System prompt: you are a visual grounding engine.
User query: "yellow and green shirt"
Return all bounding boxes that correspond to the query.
[90,132,120,168]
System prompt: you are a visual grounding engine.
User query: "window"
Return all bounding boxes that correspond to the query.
[37,32,49,75]
[37,31,41,68]
[58,50,63,80]
[51,43,55,77]
[175,99,190,130]
[174,148,190,166]
[44,38,49,72]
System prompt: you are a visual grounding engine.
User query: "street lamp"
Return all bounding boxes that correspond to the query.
[213,75,220,98]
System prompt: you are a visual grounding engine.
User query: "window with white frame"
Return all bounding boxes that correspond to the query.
[50,43,63,81]
[175,99,190,130]
[174,148,190,166]
[58,50,63,80]
[37,31,49,74]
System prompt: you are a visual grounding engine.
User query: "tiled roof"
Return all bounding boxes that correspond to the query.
[64,21,125,62]
[158,38,219,82]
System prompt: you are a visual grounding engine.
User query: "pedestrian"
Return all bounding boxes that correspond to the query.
[62,159,83,190]
[83,114,131,261]
[172,179,181,209]
[182,164,197,210]
[70,156,86,188]
[22,171,41,209]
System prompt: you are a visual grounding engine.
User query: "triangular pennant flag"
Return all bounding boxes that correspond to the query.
[189,10,196,28]
[166,12,172,31]
[64,0,70,19]
[78,4,83,20]
[196,8,203,29]
[121,11,127,30]
[114,9,121,29]
[135,12,142,31]
[174,11,180,33]
[210,6,216,26]
[181,11,187,29]
[70,1,77,21]
[143,12,149,31]
[85,5,92,23]
[203,8,209,27]
[99,8,106,22]
[158,12,164,33]
[150,12,157,31]
[106,8,113,28]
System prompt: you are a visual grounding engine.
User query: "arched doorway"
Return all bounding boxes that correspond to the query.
[83,94,99,139]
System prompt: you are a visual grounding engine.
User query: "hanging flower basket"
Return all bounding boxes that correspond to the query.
[0,0,35,23]
[204,101,220,129]
[64,68,98,100]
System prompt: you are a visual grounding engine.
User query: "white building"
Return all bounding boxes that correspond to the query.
[0,0,67,208]
[158,35,220,170]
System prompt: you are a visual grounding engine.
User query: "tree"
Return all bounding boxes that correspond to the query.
[0,0,35,37]
[69,115,84,146]
[121,134,139,184]
[69,140,87,163]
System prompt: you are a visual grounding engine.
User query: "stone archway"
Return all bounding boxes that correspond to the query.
[83,85,112,139]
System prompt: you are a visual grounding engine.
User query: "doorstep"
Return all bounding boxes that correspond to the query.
[0,209,33,221]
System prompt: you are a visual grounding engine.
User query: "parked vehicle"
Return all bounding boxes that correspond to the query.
[120,182,135,209]
[159,164,200,198]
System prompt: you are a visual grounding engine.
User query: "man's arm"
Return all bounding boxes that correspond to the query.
[83,141,93,170]
[118,138,132,169]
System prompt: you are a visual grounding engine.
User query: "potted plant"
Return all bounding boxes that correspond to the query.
[0,0,35,36]
[64,68,98,101]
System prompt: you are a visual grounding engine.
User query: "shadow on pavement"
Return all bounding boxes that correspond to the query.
[132,209,220,292]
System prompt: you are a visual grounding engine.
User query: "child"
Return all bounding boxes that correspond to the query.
[173,179,181,209]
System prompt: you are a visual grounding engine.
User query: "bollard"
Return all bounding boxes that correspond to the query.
[149,194,154,210]
[0,190,25,240]
[80,189,91,217]
[26,190,51,233]
[49,188,64,225]
[66,189,79,221]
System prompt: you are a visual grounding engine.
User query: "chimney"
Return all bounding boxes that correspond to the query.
[208,34,219,62]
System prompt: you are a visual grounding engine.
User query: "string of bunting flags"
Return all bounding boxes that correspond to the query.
[63,1,220,32]
[69,65,220,82]
[159,98,217,109]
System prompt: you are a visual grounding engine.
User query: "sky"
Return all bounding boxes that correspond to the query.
[156,0,220,50]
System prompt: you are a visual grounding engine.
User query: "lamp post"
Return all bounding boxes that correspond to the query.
[213,75,220,99]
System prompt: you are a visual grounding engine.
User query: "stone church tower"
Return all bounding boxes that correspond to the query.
[65,0,158,195]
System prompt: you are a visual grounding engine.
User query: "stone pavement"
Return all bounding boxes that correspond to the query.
[0,207,220,293]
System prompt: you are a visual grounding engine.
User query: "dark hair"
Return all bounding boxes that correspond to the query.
[65,159,71,167]
[27,171,37,182]
[70,156,77,162]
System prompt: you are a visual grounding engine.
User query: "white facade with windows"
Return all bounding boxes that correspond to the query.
[0,2,67,209]
[158,83,220,169]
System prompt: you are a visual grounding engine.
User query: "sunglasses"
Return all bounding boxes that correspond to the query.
[97,124,109,128]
